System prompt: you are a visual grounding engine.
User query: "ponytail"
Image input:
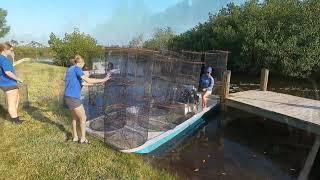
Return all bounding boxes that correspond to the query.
[74,55,83,64]
[0,43,5,52]
[69,55,83,66]
[69,58,76,65]
[0,42,12,52]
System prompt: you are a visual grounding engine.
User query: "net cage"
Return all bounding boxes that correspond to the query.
[0,83,29,112]
[86,48,228,150]
[181,50,229,95]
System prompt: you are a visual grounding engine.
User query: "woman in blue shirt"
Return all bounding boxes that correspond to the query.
[199,66,214,110]
[0,42,24,124]
[64,55,111,144]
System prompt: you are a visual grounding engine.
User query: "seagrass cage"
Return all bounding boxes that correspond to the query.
[86,48,228,150]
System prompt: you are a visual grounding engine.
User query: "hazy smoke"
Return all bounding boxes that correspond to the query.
[92,0,244,45]
[2,0,244,45]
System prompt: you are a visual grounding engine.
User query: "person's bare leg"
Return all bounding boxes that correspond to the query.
[202,98,206,109]
[70,110,79,141]
[16,92,20,110]
[201,92,206,110]
[203,91,210,109]
[6,89,18,118]
[73,105,88,142]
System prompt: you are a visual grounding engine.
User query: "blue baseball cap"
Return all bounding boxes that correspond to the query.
[206,66,213,73]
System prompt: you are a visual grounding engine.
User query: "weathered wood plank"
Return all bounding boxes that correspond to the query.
[221,70,231,112]
[298,136,320,180]
[227,91,320,122]
[260,69,269,91]
[226,90,320,134]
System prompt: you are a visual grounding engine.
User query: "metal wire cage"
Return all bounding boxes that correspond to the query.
[0,83,29,112]
[86,48,228,151]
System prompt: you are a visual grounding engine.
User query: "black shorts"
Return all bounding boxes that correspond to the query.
[64,96,82,110]
[0,86,19,92]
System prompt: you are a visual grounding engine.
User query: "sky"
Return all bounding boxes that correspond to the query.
[0,0,246,45]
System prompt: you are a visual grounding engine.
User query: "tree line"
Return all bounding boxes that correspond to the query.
[2,0,320,79]
[48,29,103,67]
[167,0,320,78]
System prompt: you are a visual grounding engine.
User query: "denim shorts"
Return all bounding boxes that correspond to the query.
[0,86,19,92]
[64,96,82,110]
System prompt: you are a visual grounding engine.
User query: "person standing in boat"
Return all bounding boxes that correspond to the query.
[0,42,24,124]
[199,66,214,109]
[64,55,111,144]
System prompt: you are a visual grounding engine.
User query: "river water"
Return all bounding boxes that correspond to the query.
[145,74,320,180]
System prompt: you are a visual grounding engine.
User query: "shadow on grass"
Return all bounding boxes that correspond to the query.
[0,105,6,136]
[26,105,72,141]
[0,105,8,119]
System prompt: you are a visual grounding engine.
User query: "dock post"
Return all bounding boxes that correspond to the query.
[221,70,231,112]
[260,68,269,91]
[298,136,320,180]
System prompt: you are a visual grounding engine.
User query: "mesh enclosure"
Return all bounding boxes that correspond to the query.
[86,48,228,150]
[86,84,105,119]
[0,83,29,112]
[204,50,228,81]
[19,84,30,109]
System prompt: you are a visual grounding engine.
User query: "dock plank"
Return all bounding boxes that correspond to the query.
[226,90,320,134]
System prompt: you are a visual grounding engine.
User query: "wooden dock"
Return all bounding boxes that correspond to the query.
[221,69,320,180]
[226,90,320,134]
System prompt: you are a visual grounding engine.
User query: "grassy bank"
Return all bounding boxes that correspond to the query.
[0,61,175,180]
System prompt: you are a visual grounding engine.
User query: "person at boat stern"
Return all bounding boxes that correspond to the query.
[64,55,111,144]
[199,66,214,109]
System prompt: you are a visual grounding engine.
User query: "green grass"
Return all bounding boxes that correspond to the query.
[0,62,175,180]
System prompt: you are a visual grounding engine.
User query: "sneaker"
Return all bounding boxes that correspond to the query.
[10,118,24,125]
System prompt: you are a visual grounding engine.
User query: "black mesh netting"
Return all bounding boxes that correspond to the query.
[85,48,228,150]
[0,83,29,112]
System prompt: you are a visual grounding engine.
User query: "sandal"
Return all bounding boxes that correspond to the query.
[79,139,90,144]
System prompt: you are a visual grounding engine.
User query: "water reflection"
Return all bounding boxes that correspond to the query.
[144,76,319,180]
[146,110,319,180]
